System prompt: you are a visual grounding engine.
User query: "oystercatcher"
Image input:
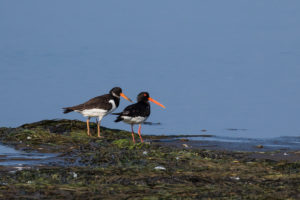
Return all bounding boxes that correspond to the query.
[63,87,132,137]
[113,92,165,143]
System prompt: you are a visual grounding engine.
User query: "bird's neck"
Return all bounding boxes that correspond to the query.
[111,95,120,107]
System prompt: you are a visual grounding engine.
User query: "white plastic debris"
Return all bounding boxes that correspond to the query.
[154,166,166,170]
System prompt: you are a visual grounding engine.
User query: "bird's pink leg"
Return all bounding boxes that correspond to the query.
[131,124,136,144]
[138,124,144,143]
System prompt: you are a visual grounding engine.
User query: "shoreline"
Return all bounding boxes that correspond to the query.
[0,119,299,199]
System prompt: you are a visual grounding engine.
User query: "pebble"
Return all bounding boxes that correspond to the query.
[154,166,166,170]
[72,172,78,178]
[230,176,240,181]
[143,151,148,155]
[182,144,189,148]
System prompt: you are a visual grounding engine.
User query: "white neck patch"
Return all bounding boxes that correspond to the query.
[112,92,120,98]
[108,99,117,113]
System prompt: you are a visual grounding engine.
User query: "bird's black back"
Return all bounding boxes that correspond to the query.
[63,94,120,113]
[114,101,150,122]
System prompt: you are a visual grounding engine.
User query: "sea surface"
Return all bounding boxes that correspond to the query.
[0,1,300,139]
[0,144,57,166]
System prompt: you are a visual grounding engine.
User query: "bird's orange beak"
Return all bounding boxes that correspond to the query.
[148,97,166,108]
[120,93,133,102]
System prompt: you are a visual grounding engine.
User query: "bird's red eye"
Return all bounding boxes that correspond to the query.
[144,94,147,96]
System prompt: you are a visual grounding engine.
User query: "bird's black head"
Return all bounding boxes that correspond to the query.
[110,87,122,97]
[137,91,166,108]
[137,92,150,102]
[109,87,133,102]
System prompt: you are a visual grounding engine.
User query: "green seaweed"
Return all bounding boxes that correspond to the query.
[0,119,299,199]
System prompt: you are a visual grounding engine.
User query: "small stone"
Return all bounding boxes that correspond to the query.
[176,157,179,160]
[182,144,189,148]
[154,166,166,170]
[230,176,240,181]
[27,136,31,140]
[72,172,78,178]
[143,151,148,155]
[256,145,264,149]
[283,152,288,156]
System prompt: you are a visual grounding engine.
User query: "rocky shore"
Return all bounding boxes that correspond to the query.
[0,120,299,199]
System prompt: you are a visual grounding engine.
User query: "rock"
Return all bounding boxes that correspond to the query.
[230,176,240,181]
[182,144,189,148]
[154,166,166,170]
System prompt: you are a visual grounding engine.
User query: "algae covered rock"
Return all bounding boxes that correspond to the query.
[0,119,299,199]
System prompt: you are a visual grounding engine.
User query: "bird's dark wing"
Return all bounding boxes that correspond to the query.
[119,103,139,116]
[120,103,150,117]
[66,94,113,111]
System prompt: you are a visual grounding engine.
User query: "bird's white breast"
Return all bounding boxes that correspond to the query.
[75,99,117,120]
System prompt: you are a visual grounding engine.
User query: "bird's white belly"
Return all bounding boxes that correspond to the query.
[122,116,147,124]
[75,99,117,120]
[77,109,108,118]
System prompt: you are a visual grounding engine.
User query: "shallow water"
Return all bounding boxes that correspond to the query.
[184,136,300,151]
[1,1,300,138]
[0,144,57,166]
[157,135,300,152]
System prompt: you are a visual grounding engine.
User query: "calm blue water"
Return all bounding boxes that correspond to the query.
[0,1,300,138]
[0,144,57,166]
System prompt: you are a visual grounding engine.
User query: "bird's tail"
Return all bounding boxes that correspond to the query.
[63,107,74,114]
[112,113,123,122]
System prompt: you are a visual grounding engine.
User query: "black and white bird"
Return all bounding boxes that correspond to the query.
[113,92,165,143]
[63,87,132,137]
